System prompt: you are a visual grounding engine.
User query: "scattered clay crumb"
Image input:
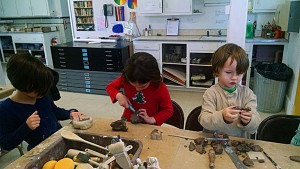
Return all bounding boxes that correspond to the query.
[110,120,128,131]
[72,116,93,130]
[243,157,254,166]
[150,129,163,140]
[189,142,196,151]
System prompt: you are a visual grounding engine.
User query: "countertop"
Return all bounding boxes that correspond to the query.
[133,35,288,43]
[53,40,132,49]
[5,118,300,169]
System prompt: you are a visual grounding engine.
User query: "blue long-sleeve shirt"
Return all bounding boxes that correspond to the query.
[0,97,72,151]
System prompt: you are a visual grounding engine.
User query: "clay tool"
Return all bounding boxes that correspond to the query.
[76,152,101,167]
[128,104,139,115]
[66,149,88,158]
[85,148,108,159]
[224,146,248,169]
[208,149,216,169]
[61,130,108,151]
[263,151,281,169]
[108,142,133,169]
[99,145,133,169]
[168,134,229,141]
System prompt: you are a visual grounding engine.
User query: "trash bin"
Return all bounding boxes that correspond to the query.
[253,63,293,113]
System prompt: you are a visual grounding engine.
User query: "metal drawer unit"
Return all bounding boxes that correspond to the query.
[56,69,121,95]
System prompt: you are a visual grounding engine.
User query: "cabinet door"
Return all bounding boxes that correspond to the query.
[164,0,191,14]
[139,0,162,14]
[0,0,4,17]
[16,0,32,16]
[252,0,285,12]
[1,0,18,17]
[31,0,50,16]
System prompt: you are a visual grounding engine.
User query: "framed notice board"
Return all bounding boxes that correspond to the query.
[167,18,179,36]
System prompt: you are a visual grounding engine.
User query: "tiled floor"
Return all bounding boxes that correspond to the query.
[0,89,284,168]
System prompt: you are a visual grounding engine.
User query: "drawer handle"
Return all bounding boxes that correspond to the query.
[107,64,113,66]
[84,73,90,76]
[107,68,113,70]
[62,87,67,90]
[60,61,66,64]
[106,59,112,62]
[60,72,67,75]
[61,83,67,86]
[59,57,66,59]
[60,65,66,68]
[105,51,112,53]
[58,49,64,51]
[58,53,65,55]
[85,77,91,80]
[106,55,113,57]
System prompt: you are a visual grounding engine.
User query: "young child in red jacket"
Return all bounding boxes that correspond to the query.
[106,52,173,125]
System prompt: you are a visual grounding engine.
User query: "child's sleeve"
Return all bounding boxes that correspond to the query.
[153,84,174,126]
[237,89,261,133]
[106,76,124,103]
[199,89,228,131]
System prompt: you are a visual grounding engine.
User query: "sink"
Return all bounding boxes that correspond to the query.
[200,36,227,41]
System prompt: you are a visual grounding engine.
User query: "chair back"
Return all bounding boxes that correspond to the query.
[165,100,184,129]
[185,106,204,131]
[256,114,300,144]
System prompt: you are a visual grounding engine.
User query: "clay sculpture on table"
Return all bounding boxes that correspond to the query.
[72,116,93,130]
[150,129,163,140]
[110,120,128,131]
[130,114,144,124]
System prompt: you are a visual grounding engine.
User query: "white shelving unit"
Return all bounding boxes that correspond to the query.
[0,32,60,68]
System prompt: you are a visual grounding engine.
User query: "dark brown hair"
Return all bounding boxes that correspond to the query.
[123,52,162,87]
[7,52,54,96]
[211,43,249,75]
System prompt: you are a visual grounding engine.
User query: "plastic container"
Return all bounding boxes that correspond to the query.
[246,20,254,39]
[253,63,293,113]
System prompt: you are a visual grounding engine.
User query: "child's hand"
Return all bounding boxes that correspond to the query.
[70,111,85,121]
[240,110,252,125]
[222,106,241,123]
[138,109,156,125]
[116,93,130,108]
[26,111,40,130]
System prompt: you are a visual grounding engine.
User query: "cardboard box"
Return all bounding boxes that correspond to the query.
[32,27,51,33]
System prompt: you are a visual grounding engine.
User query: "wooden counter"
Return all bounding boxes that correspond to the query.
[5,118,300,169]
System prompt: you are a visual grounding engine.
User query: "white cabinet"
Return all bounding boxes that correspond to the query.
[164,0,192,15]
[134,41,162,71]
[0,0,68,18]
[1,0,18,17]
[0,0,3,17]
[138,0,162,14]
[0,32,60,68]
[252,0,285,13]
[138,0,192,15]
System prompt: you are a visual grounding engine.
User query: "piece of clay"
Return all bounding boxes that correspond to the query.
[150,129,163,140]
[290,156,300,162]
[130,114,143,124]
[231,140,241,147]
[195,145,205,154]
[236,143,252,152]
[234,106,251,111]
[194,137,204,145]
[72,116,93,130]
[243,157,254,166]
[250,145,263,152]
[212,143,223,154]
[110,120,128,131]
[189,142,196,151]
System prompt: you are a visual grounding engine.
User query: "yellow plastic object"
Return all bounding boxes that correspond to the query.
[54,158,74,169]
[42,160,57,169]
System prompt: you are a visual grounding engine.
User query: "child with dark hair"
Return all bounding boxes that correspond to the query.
[106,52,173,125]
[199,43,261,138]
[0,52,85,151]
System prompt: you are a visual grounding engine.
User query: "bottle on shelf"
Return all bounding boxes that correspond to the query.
[246,20,254,39]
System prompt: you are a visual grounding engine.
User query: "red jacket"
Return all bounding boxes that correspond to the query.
[106,76,173,125]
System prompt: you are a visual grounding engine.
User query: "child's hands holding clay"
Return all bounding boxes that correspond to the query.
[138,109,156,125]
[222,106,241,123]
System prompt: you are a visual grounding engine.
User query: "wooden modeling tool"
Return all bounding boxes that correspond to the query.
[168,134,229,141]
[108,142,133,169]
[263,151,281,169]
[208,149,216,169]
[61,130,108,151]
[76,152,100,167]
[85,148,108,159]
